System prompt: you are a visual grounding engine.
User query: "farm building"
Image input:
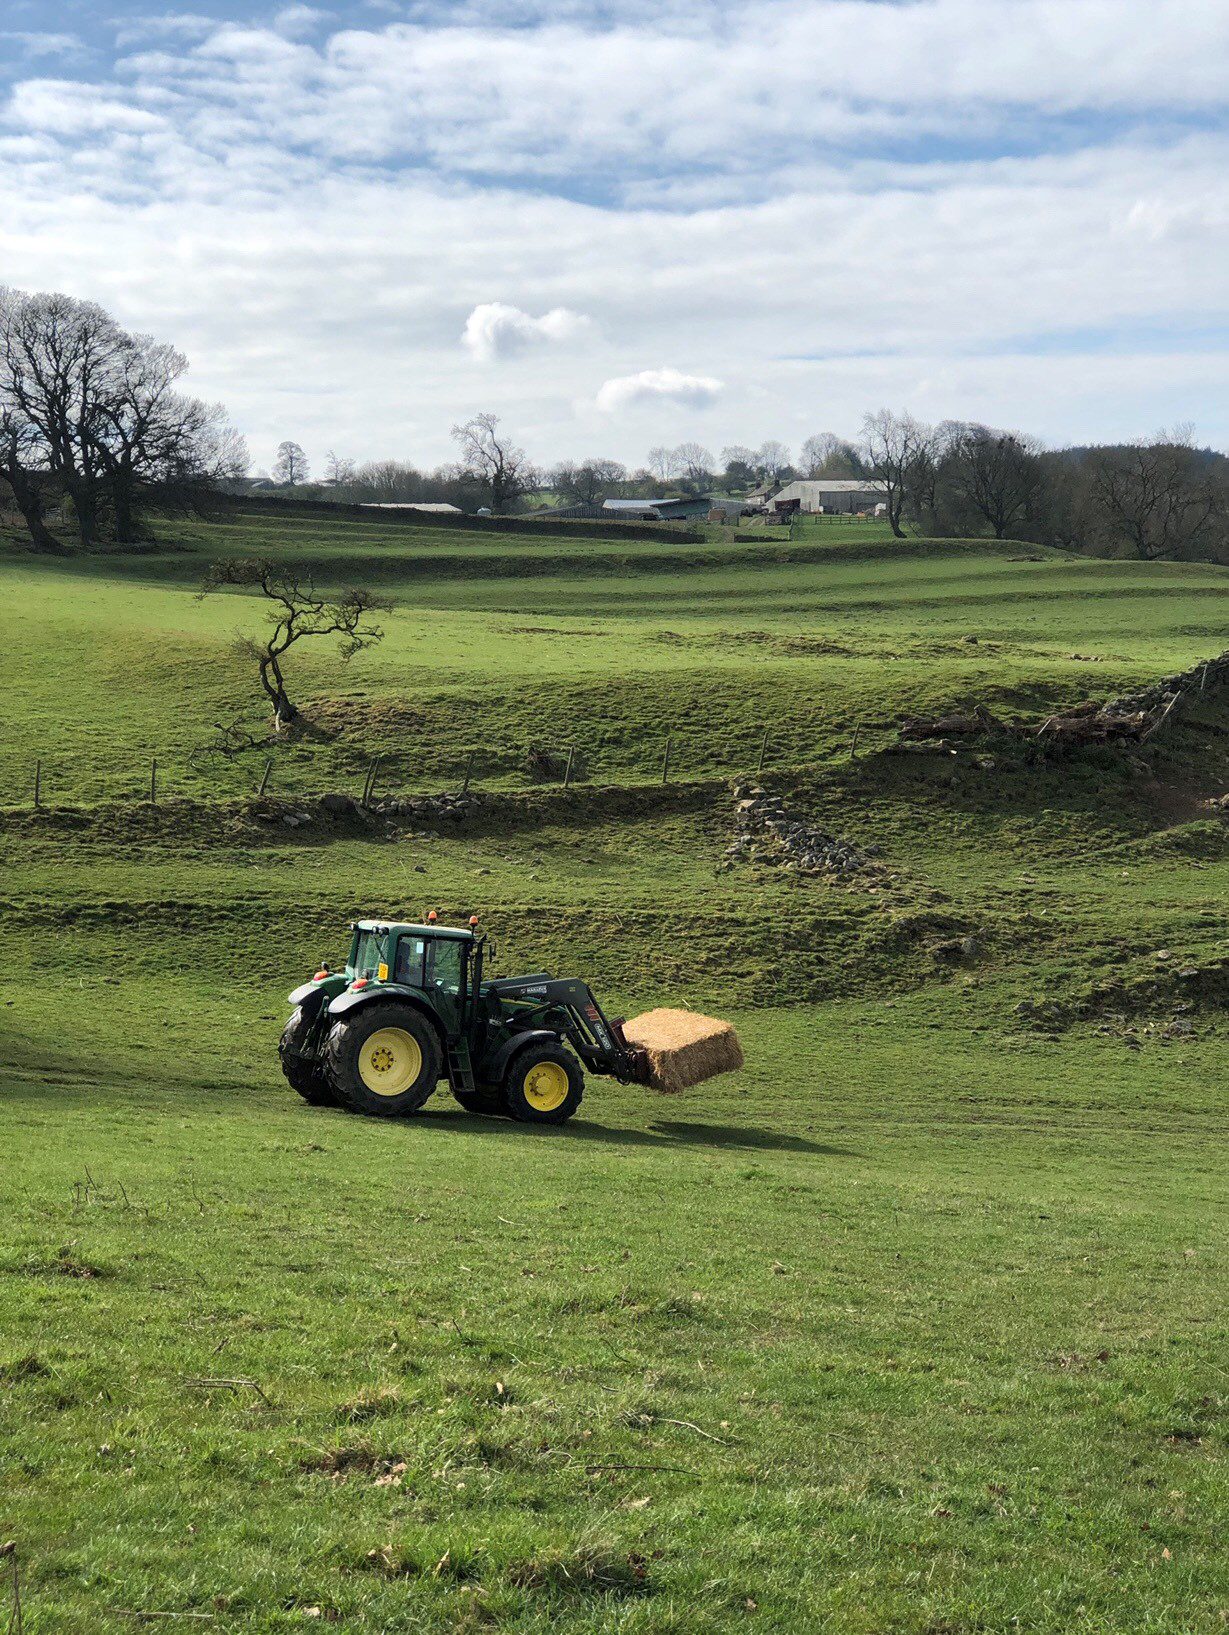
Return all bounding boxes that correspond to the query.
[604,496,712,521]
[361,502,462,514]
[769,479,888,514]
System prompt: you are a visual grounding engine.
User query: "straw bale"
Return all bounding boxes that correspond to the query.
[621,1008,744,1094]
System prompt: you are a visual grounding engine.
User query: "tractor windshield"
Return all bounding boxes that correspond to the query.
[351,928,390,978]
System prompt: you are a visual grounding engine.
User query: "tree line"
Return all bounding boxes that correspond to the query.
[3,287,1224,565]
[859,410,1226,559]
[274,416,1229,563]
[0,288,246,551]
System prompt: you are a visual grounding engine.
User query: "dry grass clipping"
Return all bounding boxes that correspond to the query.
[621,1008,744,1094]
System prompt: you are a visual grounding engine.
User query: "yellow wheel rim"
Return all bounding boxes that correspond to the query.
[523,1059,570,1112]
[359,1027,423,1097]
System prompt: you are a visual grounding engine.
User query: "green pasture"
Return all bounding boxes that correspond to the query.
[0,508,1224,805]
[2,507,1227,1631]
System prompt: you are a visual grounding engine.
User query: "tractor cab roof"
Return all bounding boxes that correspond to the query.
[353,918,475,943]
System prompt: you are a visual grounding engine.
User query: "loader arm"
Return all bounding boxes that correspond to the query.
[486,975,649,1084]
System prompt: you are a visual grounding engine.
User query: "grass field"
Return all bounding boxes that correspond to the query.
[2,507,1228,1632]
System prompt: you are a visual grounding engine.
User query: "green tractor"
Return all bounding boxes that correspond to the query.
[279,915,650,1124]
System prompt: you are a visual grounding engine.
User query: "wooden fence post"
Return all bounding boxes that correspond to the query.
[757,728,769,774]
[257,759,273,797]
[149,757,157,806]
[563,746,575,788]
[362,755,381,807]
[34,759,42,809]
[661,736,673,784]
[462,750,476,793]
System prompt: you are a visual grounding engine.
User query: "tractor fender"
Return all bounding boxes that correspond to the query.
[488,1029,562,1084]
[289,981,335,1016]
[326,986,445,1042]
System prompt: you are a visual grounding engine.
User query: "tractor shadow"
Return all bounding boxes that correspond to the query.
[434,1110,853,1156]
[577,1119,854,1156]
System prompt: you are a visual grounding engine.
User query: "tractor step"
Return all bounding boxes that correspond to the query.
[446,1039,477,1093]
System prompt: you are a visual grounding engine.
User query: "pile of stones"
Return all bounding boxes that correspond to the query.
[369,791,482,825]
[724,782,875,874]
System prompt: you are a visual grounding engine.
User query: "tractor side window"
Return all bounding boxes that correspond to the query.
[393,937,426,985]
[425,939,463,994]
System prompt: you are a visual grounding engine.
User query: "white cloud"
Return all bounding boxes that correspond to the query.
[595,368,725,413]
[461,302,591,362]
[3,80,164,137]
[0,33,84,60]
[274,5,333,37]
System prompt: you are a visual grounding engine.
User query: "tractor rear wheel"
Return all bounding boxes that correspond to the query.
[279,1008,336,1106]
[324,1004,441,1118]
[503,1042,583,1125]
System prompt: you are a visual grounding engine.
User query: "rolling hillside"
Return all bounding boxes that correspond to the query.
[2,510,1227,1633]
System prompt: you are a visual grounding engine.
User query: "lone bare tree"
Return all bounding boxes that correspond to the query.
[861,409,932,537]
[273,440,309,486]
[200,558,388,726]
[451,413,537,512]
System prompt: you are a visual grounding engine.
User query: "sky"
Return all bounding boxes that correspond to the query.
[1,0,1227,473]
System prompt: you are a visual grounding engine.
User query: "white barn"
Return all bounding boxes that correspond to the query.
[771,479,888,514]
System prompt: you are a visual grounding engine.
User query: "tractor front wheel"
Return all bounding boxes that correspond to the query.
[279,1008,337,1106]
[324,1004,441,1118]
[503,1042,583,1125]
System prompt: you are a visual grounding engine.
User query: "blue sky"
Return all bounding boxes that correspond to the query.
[2,0,1226,471]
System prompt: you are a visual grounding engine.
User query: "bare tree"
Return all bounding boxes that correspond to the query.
[861,409,931,538]
[273,440,309,486]
[0,287,126,546]
[552,458,627,506]
[1084,431,1220,561]
[451,413,538,513]
[200,558,388,726]
[0,400,66,553]
[645,446,682,485]
[756,440,791,483]
[673,442,716,490]
[800,432,863,479]
[941,424,1047,539]
[151,401,249,516]
[0,286,243,546]
[92,334,248,538]
[324,450,356,487]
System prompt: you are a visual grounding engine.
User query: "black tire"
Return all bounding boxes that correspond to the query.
[502,1041,584,1125]
[452,1085,507,1117]
[323,1003,441,1118]
[279,1008,337,1106]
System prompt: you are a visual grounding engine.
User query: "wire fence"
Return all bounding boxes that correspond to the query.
[20,721,873,814]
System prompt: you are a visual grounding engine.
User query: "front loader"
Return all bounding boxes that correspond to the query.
[279,914,687,1124]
